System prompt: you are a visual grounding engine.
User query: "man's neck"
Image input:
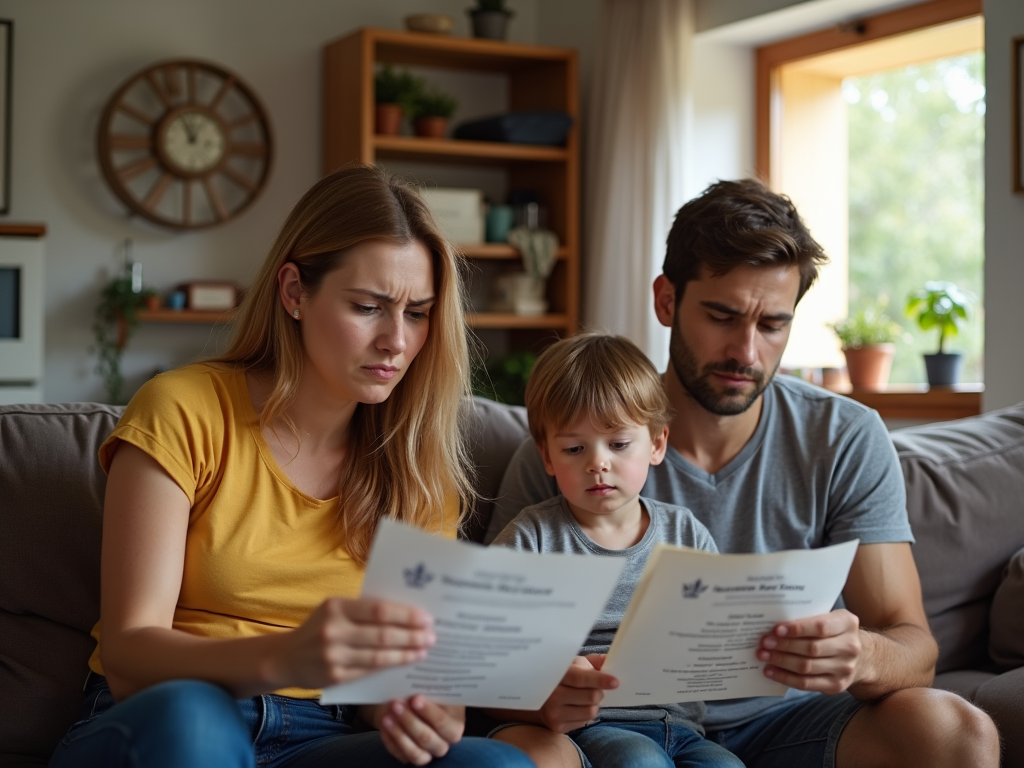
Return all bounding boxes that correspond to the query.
[663,369,765,475]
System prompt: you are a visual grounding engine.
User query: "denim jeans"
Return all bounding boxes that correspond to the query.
[706,693,865,768]
[570,719,746,768]
[49,675,536,768]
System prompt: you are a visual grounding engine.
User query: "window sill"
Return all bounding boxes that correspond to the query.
[829,384,982,422]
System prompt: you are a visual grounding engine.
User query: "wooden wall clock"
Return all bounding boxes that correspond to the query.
[97,58,273,230]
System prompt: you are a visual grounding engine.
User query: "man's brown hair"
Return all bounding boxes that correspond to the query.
[663,178,829,304]
[525,333,671,447]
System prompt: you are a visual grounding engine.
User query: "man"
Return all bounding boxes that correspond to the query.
[485,179,1000,767]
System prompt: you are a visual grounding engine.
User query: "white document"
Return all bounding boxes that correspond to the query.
[601,539,859,706]
[320,519,624,708]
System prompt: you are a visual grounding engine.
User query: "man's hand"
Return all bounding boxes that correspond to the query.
[538,655,619,733]
[757,609,863,695]
[363,697,465,765]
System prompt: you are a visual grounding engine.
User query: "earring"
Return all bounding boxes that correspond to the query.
[292,309,300,319]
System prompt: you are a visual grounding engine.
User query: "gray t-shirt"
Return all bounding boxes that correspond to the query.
[486,376,914,729]
[492,494,717,731]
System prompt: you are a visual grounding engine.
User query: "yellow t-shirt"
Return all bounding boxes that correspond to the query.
[89,362,457,698]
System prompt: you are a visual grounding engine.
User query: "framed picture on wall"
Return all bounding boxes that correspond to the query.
[1015,35,1024,194]
[0,20,10,213]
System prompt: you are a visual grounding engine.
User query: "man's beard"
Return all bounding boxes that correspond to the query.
[668,324,777,416]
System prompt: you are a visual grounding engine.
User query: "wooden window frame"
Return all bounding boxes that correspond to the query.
[755,0,983,422]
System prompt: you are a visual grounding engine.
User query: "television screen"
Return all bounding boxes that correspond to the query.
[0,267,20,339]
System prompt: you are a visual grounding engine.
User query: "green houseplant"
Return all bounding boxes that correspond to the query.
[92,271,156,404]
[904,280,973,386]
[408,87,458,138]
[467,0,514,40]
[472,350,536,405]
[373,65,423,135]
[829,304,903,390]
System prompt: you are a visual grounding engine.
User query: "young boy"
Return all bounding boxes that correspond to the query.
[490,333,745,768]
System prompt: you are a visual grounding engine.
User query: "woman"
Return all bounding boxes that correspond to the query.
[50,166,535,768]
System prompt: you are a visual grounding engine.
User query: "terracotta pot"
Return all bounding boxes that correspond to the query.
[144,294,161,311]
[374,103,403,135]
[842,344,895,390]
[414,116,448,139]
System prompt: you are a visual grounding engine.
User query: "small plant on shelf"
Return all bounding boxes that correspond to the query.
[828,301,904,390]
[92,267,156,405]
[904,280,974,386]
[408,87,459,138]
[373,65,424,135]
[467,0,515,39]
[829,304,903,349]
[904,281,972,355]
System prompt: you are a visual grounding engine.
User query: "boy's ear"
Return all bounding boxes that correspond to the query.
[649,426,669,466]
[538,440,557,477]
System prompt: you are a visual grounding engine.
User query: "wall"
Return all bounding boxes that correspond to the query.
[982,0,1024,411]
[0,0,539,402]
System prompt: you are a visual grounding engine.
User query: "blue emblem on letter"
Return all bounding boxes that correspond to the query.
[683,578,708,599]
[404,563,434,589]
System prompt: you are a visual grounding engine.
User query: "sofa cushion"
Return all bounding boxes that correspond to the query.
[990,546,1024,671]
[0,403,123,765]
[891,403,1024,673]
[460,397,529,544]
[972,667,1024,768]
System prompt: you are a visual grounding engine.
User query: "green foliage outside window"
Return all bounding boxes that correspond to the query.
[846,51,984,383]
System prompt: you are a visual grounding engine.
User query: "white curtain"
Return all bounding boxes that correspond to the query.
[583,0,693,371]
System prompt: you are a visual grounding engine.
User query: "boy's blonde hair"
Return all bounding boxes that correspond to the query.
[525,333,672,446]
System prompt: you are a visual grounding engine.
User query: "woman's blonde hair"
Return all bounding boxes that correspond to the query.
[215,164,473,565]
[525,333,671,446]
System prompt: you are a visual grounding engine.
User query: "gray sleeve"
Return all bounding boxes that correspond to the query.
[484,438,560,544]
[490,509,542,552]
[827,409,913,545]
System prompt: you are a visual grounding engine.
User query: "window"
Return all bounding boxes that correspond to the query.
[757,0,984,387]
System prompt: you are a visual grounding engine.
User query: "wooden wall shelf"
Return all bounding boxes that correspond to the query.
[323,27,580,353]
[138,309,237,323]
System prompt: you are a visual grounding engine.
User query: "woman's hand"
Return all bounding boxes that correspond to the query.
[265,596,437,690]
[362,698,465,765]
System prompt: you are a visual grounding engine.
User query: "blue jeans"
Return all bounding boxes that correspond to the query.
[50,675,536,768]
[706,693,865,768]
[570,719,745,768]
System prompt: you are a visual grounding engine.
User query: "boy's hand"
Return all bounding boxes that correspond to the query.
[538,655,619,733]
[364,697,465,765]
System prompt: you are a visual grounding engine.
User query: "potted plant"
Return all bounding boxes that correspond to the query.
[829,303,904,390]
[92,271,157,404]
[373,65,422,135]
[408,87,458,139]
[904,280,973,387]
[467,0,514,40]
[472,350,536,405]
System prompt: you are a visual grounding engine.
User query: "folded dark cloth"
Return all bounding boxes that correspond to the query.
[453,110,573,146]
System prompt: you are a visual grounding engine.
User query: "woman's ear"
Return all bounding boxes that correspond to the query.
[277,262,303,317]
[650,426,669,466]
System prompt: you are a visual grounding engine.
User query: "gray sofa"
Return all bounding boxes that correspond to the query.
[2,398,1023,767]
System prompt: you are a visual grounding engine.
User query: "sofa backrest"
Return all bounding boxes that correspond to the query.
[892,403,1024,674]
[0,402,124,765]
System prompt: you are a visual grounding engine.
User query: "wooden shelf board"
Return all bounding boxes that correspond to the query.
[138,308,237,324]
[363,28,575,71]
[458,243,568,260]
[468,312,570,329]
[0,223,46,237]
[374,135,566,163]
[836,384,982,421]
